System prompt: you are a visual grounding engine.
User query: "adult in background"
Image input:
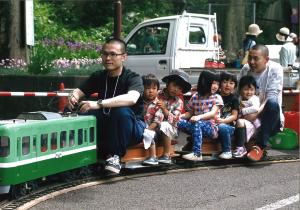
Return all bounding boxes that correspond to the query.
[243,24,263,53]
[276,27,297,68]
[68,38,146,174]
[241,24,263,66]
[240,44,283,161]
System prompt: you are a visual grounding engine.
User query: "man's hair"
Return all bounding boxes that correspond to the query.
[220,72,237,87]
[104,38,127,53]
[197,71,220,96]
[251,44,269,57]
[238,75,257,92]
[142,74,160,89]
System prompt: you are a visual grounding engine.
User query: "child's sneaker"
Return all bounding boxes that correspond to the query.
[157,155,172,164]
[105,155,121,174]
[233,147,247,158]
[219,151,232,159]
[142,156,159,166]
[182,152,203,161]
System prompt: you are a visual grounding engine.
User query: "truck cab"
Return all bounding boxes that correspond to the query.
[124,11,219,81]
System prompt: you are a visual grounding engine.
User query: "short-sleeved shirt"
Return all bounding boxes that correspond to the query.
[143,97,164,126]
[157,89,184,127]
[220,94,239,126]
[187,92,224,126]
[80,67,144,119]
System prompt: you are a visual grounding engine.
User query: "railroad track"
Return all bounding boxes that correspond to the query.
[0,154,299,210]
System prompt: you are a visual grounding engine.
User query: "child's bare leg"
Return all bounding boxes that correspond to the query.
[161,133,171,156]
[149,143,156,157]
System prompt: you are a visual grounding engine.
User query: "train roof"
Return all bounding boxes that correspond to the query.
[17,111,63,120]
[0,111,63,126]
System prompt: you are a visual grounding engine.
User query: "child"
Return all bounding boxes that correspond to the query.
[155,69,191,164]
[215,72,239,159]
[233,75,261,158]
[179,71,223,161]
[181,71,220,152]
[141,74,164,165]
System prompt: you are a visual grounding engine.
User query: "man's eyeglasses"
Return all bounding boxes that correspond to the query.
[101,52,125,58]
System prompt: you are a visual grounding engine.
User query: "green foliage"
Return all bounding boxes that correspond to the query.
[30,0,210,75]
[27,44,55,75]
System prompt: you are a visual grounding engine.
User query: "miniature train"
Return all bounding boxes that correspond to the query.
[0,112,97,198]
[0,111,180,198]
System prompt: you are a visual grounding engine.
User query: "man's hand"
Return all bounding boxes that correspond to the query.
[78,101,99,113]
[68,93,79,110]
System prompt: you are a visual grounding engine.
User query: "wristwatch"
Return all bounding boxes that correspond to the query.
[97,99,103,108]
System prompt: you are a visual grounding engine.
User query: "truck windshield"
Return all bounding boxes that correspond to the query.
[127,23,169,55]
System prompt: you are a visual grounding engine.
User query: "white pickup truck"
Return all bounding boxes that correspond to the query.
[124,11,220,84]
[124,11,299,88]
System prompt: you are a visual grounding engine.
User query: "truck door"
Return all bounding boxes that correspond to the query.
[125,22,174,79]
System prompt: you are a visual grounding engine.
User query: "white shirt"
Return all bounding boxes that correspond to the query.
[279,41,297,67]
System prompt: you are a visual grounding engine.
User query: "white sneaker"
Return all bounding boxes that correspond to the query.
[182,152,203,161]
[219,151,232,159]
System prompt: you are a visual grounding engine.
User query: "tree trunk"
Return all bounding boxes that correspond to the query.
[8,0,26,60]
[224,0,246,63]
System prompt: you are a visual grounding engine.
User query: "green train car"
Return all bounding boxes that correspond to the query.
[0,112,97,197]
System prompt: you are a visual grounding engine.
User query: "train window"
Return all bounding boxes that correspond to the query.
[69,130,75,147]
[60,131,67,148]
[22,136,30,155]
[78,129,83,145]
[51,132,57,150]
[84,130,87,142]
[33,136,36,152]
[0,136,10,157]
[90,127,95,143]
[41,134,48,152]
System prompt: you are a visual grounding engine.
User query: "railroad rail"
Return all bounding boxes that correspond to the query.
[0,153,299,210]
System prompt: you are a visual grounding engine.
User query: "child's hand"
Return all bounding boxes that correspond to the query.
[157,100,166,110]
[240,101,248,108]
[190,115,201,122]
[215,117,223,124]
[179,113,186,119]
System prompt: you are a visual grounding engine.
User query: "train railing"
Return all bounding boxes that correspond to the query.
[0,83,98,112]
[0,82,299,112]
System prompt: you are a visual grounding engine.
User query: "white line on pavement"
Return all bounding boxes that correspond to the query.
[256,194,299,210]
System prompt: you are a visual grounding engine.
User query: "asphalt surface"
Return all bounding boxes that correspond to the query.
[29,161,299,210]
[28,133,300,210]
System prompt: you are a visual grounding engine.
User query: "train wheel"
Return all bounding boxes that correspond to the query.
[27,181,38,193]
[78,166,92,178]
[9,184,27,200]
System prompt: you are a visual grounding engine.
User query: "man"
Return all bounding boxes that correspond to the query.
[276,27,297,68]
[68,38,146,174]
[239,44,284,161]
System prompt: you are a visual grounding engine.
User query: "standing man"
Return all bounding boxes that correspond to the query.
[68,38,146,174]
[239,44,284,161]
[276,27,297,68]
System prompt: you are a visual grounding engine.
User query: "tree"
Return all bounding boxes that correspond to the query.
[223,0,246,62]
[8,0,26,61]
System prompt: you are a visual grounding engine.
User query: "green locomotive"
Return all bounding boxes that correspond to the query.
[0,112,97,198]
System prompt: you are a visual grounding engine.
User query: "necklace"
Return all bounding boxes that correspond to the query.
[102,73,120,115]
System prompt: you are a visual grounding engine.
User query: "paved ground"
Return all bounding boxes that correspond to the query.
[30,161,299,210]
[29,133,300,210]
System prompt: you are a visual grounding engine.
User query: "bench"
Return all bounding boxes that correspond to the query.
[185,136,256,155]
[121,140,178,162]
